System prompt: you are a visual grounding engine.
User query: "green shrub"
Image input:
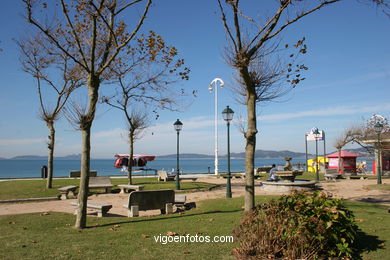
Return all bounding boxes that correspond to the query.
[232,191,359,259]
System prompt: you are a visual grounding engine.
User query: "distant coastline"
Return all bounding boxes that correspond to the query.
[1,147,372,160]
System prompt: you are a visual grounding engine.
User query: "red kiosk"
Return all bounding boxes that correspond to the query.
[326,151,361,174]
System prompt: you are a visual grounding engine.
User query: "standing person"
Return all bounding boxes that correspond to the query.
[269,164,278,181]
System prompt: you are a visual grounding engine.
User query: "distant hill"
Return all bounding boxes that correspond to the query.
[10,154,82,160]
[158,153,214,159]
[10,155,46,160]
[158,150,312,159]
[6,147,373,160]
[327,147,374,158]
[230,149,311,159]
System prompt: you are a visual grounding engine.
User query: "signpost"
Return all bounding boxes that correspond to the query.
[305,128,326,181]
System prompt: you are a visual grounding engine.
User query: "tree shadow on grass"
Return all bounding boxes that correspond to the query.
[85,209,242,229]
[351,230,385,259]
[357,196,390,205]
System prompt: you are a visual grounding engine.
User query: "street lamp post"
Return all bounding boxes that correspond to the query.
[374,121,384,185]
[312,127,320,182]
[173,119,183,190]
[209,78,224,175]
[305,133,308,172]
[222,106,234,198]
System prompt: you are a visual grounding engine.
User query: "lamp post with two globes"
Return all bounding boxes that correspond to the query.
[209,78,224,175]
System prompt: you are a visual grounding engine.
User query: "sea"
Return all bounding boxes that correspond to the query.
[0,157,373,179]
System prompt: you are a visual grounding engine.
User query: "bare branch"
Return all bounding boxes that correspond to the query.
[60,0,89,68]
[264,1,340,43]
[22,0,89,71]
[115,0,144,15]
[217,0,238,53]
[97,0,152,74]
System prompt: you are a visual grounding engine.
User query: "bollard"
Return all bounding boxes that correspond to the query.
[41,165,48,178]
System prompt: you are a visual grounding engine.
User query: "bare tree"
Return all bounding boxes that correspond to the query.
[102,30,190,184]
[217,0,340,211]
[333,125,362,174]
[126,109,150,184]
[23,0,152,229]
[18,35,82,189]
[229,41,308,105]
[361,0,390,16]
[348,116,390,153]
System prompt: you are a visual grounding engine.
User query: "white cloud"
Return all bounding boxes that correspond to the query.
[260,104,390,121]
[93,128,125,138]
[86,116,238,156]
[0,138,45,146]
[300,71,389,92]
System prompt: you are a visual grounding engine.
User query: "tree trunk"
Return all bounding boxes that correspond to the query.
[46,122,55,189]
[337,149,341,174]
[75,127,91,229]
[127,131,135,185]
[75,74,99,229]
[240,66,257,212]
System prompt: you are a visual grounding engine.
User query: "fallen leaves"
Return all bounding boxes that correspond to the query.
[109,224,121,231]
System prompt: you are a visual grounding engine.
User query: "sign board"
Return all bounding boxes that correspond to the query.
[306,130,325,141]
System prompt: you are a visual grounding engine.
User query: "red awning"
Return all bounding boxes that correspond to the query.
[326,150,361,158]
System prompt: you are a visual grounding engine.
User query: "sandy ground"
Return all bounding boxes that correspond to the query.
[0,177,389,217]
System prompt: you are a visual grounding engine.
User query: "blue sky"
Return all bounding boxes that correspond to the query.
[0,1,389,159]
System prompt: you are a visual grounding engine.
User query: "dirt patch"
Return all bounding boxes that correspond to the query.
[0,177,389,217]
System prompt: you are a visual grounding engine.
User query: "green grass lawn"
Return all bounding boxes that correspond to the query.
[0,178,216,200]
[0,196,389,259]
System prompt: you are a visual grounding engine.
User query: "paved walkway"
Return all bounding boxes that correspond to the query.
[0,177,389,217]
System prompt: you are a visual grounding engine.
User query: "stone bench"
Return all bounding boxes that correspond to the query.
[69,170,97,178]
[157,170,175,182]
[117,184,145,194]
[58,185,78,200]
[179,177,198,181]
[220,173,243,179]
[71,202,112,217]
[174,194,187,210]
[256,166,272,174]
[123,189,174,217]
[89,176,114,193]
[346,175,367,180]
[324,169,339,181]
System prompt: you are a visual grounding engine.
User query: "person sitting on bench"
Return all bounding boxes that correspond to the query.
[268,164,278,181]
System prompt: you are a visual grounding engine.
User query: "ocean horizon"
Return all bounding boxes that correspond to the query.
[0,157,374,179]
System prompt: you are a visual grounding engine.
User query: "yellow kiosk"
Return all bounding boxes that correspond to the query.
[307,157,329,173]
